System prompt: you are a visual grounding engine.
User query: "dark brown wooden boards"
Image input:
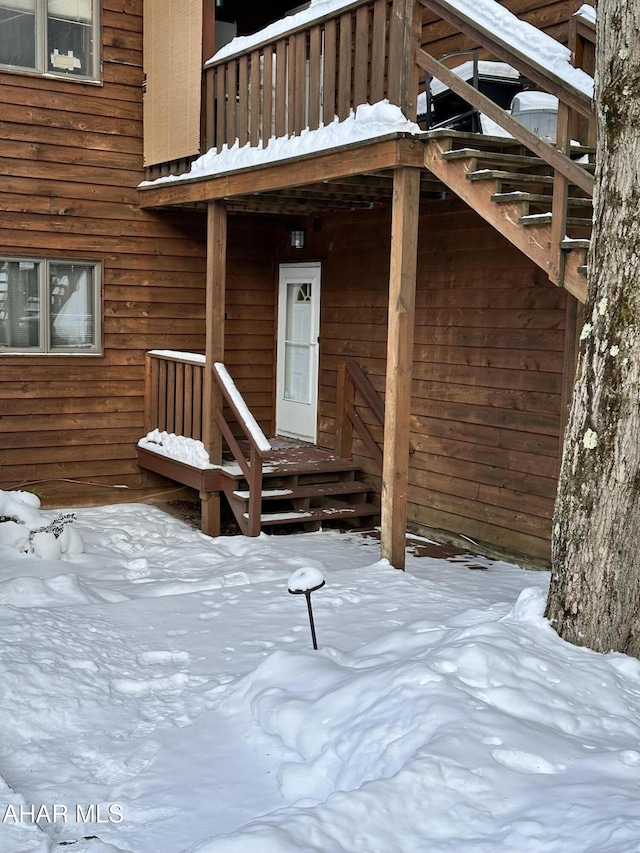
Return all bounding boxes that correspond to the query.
[381,167,421,570]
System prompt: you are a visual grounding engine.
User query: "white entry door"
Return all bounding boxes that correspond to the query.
[276,262,321,443]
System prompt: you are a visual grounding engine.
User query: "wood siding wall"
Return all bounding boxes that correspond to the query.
[0,0,575,556]
[0,0,208,506]
[224,216,277,436]
[294,201,566,562]
[226,202,566,562]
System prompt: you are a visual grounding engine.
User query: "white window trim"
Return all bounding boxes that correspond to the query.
[0,0,101,82]
[0,256,102,356]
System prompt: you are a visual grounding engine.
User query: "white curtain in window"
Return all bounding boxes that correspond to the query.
[52,269,91,346]
[48,0,91,23]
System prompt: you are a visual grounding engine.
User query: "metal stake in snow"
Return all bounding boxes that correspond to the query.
[288,567,325,650]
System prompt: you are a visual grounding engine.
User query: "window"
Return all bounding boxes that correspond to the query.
[0,0,99,80]
[0,258,101,354]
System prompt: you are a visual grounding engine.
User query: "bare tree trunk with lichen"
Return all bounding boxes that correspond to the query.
[545,0,640,656]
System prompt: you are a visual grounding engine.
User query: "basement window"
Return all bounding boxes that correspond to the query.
[0,0,99,80]
[0,258,102,355]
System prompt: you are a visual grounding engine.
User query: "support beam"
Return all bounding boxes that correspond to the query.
[381,167,420,570]
[201,200,227,536]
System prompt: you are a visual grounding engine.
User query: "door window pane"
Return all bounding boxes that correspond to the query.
[283,281,312,403]
[284,343,311,403]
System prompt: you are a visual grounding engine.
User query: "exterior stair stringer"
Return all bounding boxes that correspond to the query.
[423,135,588,303]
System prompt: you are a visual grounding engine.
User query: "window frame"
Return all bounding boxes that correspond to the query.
[0,255,103,356]
[0,0,101,82]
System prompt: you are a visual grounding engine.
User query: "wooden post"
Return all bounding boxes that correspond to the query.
[201,200,227,536]
[381,167,420,570]
[549,100,571,287]
[387,0,420,120]
[202,0,215,152]
[335,361,354,459]
[144,352,156,435]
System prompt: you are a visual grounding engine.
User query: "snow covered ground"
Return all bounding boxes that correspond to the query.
[1,496,639,853]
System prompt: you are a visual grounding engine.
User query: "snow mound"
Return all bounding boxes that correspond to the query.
[139,429,215,469]
[501,585,548,624]
[0,573,104,607]
[0,489,84,558]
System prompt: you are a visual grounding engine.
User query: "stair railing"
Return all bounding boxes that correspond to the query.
[212,362,271,536]
[336,361,384,478]
[417,0,596,291]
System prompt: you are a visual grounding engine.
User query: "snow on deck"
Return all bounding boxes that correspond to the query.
[139,429,216,469]
[141,101,420,188]
[144,0,594,191]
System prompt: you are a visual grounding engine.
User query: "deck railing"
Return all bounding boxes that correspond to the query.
[144,352,270,536]
[336,360,385,478]
[144,350,205,440]
[201,0,596,292]
[203,0,419,152]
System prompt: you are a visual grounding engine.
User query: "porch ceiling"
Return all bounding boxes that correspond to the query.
[138,134,443,213]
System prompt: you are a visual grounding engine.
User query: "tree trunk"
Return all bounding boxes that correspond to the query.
[545,0,640,656]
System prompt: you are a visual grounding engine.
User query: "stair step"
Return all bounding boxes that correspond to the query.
[426,129,527,153]
[570,144,596,158]
[492,191,592,208]
[561,238,590,250]
[232,480,371,502]
[467,169,555,185]
[519,213,592,228]
[220,456,360,483]
[442,148,553,170]
[251,502,379,526]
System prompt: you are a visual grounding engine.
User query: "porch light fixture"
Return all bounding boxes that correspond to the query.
[290,227,305,249]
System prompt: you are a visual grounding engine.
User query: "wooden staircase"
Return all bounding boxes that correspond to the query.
[138,357,382,538]
[423,131,593,303]
[218,441,379,535]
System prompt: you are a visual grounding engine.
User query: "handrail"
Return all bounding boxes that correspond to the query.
[568,12,596,149]
[212,362,270,536]
[416,49,594,195]
[416,0,596,292]
[419,0,593,119]
[206,0,372,68]
[336,361,384,478]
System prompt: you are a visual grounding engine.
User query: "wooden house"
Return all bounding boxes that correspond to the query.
[0,0,596,568]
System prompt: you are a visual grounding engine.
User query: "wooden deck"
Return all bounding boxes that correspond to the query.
[137,436,380,536]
